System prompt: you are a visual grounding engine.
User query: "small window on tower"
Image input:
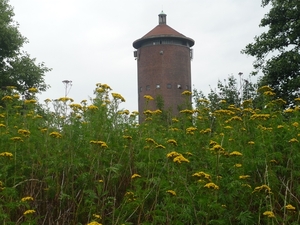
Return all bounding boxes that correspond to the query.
[146,85,150,90]
[140,87,142,92]
[156,84,160,89]
[167,84,172,89]
[186,85,189,90]
[177,84,182,89]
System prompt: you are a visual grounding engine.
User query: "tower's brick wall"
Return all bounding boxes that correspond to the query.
[137,44,191,116]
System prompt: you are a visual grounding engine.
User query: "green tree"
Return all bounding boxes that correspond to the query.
[207,74,258,110]
[242,0,300,105]
[0,0,50,96]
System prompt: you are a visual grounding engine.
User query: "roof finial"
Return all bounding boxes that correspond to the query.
[158,11,166,25]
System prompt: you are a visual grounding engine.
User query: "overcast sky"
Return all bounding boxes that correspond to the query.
[9,0,269,112]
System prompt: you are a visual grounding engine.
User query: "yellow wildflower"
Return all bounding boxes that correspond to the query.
[292,122,299,127]
[167,151,181,158]
[211,144,225,152]
[23,210,36,215]
[69,103,82,110]
[250,113,270,120]
[248,141,255,145]
[277,125,284,129]
[10,137,23,142]
[58,97,74,102]
[144,95,154,100]
[131,173,141,179]
[123,135,132,140]
[18,129,30,137]
[111,93,125,102]
[285,204,296,210]
[0,152,13,157]
[167,139,178,146]
[87,222,102,225]
[156,144,166,149]
[288,138,298,143]
[253,184,272,194]
[225,116,243,123]
[28,87,38,93]
[181,90,192,95]
[145,138,157,144]
[284,108,293,113]
[88,105,98,110]
[1,96,13,101]
[93,214,102,219]
[172,118,179,122]
[213,109,235,116]
[186,126,197,134]
[0,124,6,128]
[198,99,210,104]
[263,211,275,218]
[89,140,108,148]
[44,98,52,103]
[49,131,62,138]
[192,172,211,181]
[263,91,276,96]
[173,154,190,163]
[21,196,34,202]
[166,190,176,196]
[234,164,242,168]
[180,109,194,114]
[200,128,211,134]
[204,182,219,190]
[239,175,250,179]
[229,151,243,156]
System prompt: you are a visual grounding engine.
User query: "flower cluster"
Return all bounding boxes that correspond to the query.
[0,152,13,157]
[253,184,272,194]
[166,190,176,196]
[204,182,219,190]
[90,140,108,148]
[49,131,62,138]
[111,93,125,102]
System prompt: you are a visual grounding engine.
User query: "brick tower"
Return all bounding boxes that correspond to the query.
[133,11,195,122]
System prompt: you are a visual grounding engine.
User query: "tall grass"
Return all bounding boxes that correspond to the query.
[0,84,299,224]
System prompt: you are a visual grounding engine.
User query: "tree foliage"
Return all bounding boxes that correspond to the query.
[0,0,50,96]
[242,0,300,105]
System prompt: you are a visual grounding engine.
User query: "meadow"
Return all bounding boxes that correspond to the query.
[0,84,299,225]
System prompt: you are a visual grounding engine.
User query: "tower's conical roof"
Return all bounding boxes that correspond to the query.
[133,12,194,49]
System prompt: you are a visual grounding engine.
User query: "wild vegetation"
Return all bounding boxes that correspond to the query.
[0,83,299,225]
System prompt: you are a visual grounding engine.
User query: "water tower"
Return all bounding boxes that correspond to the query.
[133,11,195,122]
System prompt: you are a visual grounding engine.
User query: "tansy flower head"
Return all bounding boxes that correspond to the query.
[111,93,125,102]
[239,175,250,179]
[285,204,296,210]
[131,173,141,179]
[204,182,219,190]
[173,154,190,163]
[166,190,176,196]
[144,95,154,101]
[0,152,13,157]
[229,151,243,156]
[167,151,181,158]
[167,139,178,146]
[253,184,272,194]
[49,131,62,138]
[23,210,35,215]
[181,90,192,95]
[21,196,34,202]
[28,87,38,93]
[263,211,275,218]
